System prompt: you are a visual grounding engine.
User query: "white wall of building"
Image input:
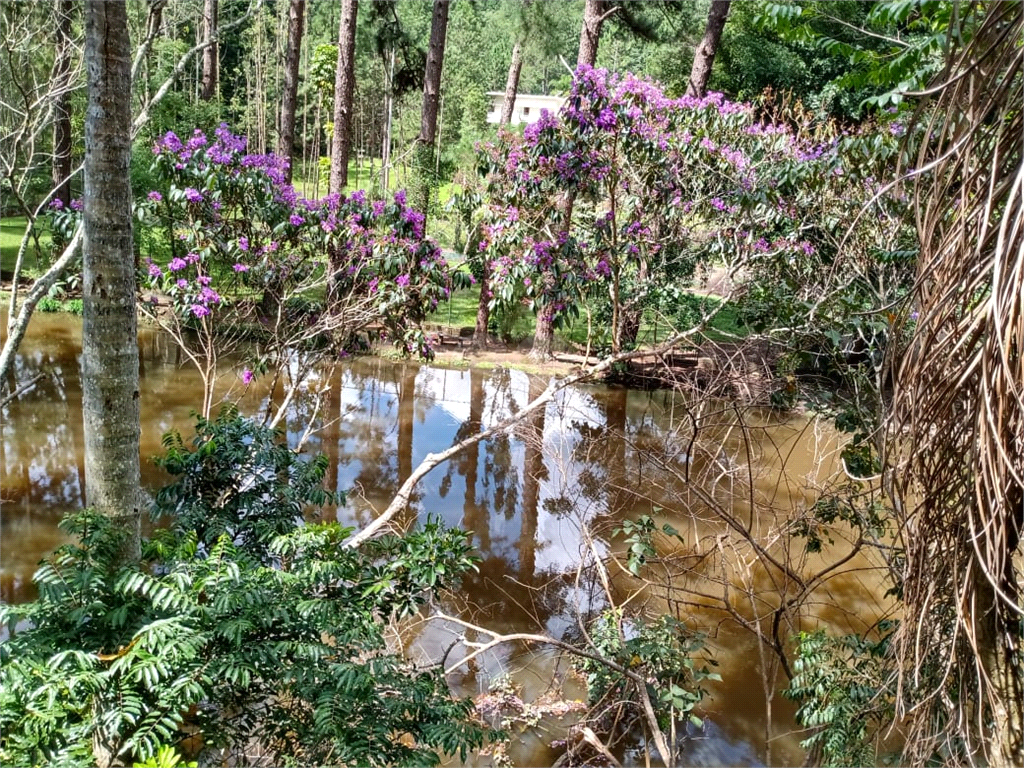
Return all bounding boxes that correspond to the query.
[485,93,565,126]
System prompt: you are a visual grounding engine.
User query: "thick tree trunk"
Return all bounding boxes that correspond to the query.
[276,0,304,183]
[200,0,218,101]
[499,41,523,127]
[577,0,605,68]
[82,0,142,573]
[415,0,450,215]
[52,0,74,208]
[329,0,358,195]
[686,0,731,98]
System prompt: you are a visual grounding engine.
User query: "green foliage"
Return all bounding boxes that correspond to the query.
[784,623,898,767]
[613,513,684,576]
[791,486,890,554]
[36,296,83,315]
[0,412,489,767]
[153,405,338,563]
[577,608,719,730]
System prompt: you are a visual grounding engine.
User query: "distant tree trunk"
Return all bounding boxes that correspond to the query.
[329,0,358,195]
[414,0,450,216]
[577,0,605,68]
[200,0,218,100]
[532,0,606,361]
[83,0,141,587]
[499,41,522,127]
[52,0,74,209]
[473,255,490,349]
[686,0,731,98]
[276,0,304,182]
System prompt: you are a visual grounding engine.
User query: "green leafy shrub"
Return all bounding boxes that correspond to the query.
[0,411,489,767]
[784,623,898,767]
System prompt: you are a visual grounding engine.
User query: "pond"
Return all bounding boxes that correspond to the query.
[0,308,893,767]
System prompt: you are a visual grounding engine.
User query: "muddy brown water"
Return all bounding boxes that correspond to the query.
[0,309,894,767]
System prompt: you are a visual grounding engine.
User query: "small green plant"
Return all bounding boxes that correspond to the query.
[613,512,685,576]
[784,623,899,767]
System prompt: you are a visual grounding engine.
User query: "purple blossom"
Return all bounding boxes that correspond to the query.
[157,131,183,154]
[147,191,163,203]
[233,263,249,272]
[148,263,163,278]
[168,257,187,272]
[183,187,203,203]
[393,190,407,206]
[350,189,367,206]
[238,236,249,252]
[197,275,212,286]
[48,198,64,210]
[176,279,188,289]
[190,304,211,318]
[289,213,305,226]
[595,108,617,130]
[395,274,410,288]
[70,199,83,211]
[200,286,221,305]
[185,130,208,152]
[241,368,254,385]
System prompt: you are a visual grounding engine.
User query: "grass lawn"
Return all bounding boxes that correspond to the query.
[1,217,52,277]
[426,284,750,348]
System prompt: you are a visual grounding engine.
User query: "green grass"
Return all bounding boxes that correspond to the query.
[1,217,51,276]
[426,285,750,349]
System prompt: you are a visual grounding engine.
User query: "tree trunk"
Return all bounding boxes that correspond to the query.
[329,0,358,195]
[83,0,141,569]
[530,195,574,361]
[397,363,416,484]
[415,0,450,215]
[52,0,74,208]
[499,41,522,127]
[518,374,546,580]
[577,0,605,68]
[276,0,304,183]
[200,0,218,101]
[686,0,731,98]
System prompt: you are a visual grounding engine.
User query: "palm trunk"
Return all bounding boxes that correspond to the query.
[52,0,74,209]
[200,0,218,101]
[499,41,522,127]
[83,0,141,570]
[329,0,358,195]
[686,0,731,98]
[415,0,450,216]
[276,0,304,183]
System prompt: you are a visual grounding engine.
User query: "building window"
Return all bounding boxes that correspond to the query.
[522,107,530,116]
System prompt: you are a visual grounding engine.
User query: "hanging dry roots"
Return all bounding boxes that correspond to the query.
[890,2,1023,766]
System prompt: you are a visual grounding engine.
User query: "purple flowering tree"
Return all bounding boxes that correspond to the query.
[476,65,841,356]
[128,125,462,417]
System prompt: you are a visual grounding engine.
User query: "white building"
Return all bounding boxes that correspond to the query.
[485,92,566,126]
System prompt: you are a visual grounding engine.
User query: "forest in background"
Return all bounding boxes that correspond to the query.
[0,2,1021,767]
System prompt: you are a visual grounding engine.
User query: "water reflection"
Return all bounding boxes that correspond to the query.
[1,310,891,766]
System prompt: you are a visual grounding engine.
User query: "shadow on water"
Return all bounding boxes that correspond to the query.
[0,309,892,766]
